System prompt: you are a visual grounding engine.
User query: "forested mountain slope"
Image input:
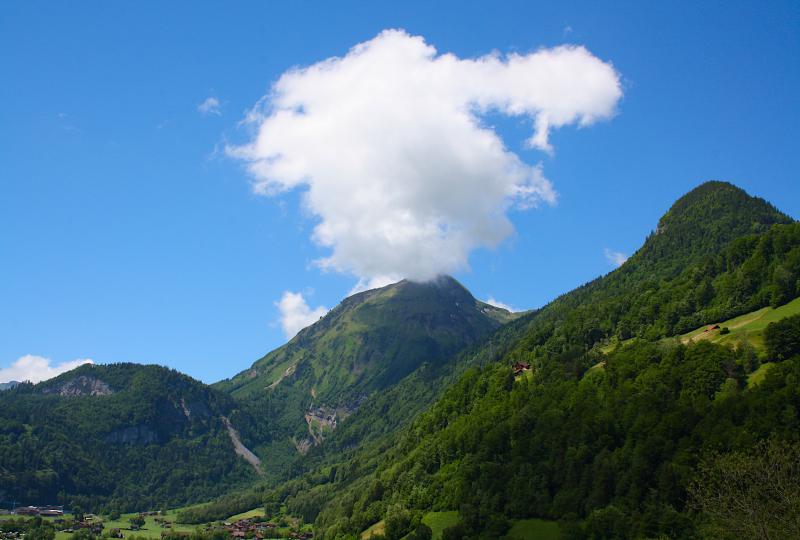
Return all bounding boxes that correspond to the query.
[258,182,800,539]
[0,364,265,512]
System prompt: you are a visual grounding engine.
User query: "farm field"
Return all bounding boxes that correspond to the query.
[225,508,266,522]
[598,296,800,360]
[678,296,800,350]
[91,511,198,539]
[0,514,193,540]
[2,505,307,540]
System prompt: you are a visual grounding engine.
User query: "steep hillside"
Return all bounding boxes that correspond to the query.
[0,363,264,512]
[256,182,800,539]
[635,180,790,272]
[216,276,515,466]
[504,181,797,361]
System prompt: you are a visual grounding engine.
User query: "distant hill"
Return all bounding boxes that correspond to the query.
[0,363,264,511]
[216,276,517,471]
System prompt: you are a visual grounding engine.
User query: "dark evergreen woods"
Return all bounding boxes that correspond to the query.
[2,181,800,539]
[0,364,266,512]
[264,182,800,539]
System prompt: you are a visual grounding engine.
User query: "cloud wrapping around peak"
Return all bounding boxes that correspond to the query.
[276,291,328,339]
[486,296,518,312]
[231,30,622,283]
[198,96,222,116]
[604,248,629,267]
[0,355,93,384]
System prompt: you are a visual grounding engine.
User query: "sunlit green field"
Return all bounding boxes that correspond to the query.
[599,297,800,360]
[90,511,198,539]
[678,296,800,351]
[225,508,265,522]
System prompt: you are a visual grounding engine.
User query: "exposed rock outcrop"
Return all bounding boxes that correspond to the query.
[42,375,114,397]
[221,416,263,476]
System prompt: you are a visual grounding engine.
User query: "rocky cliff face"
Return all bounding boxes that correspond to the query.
[41,375,114,396]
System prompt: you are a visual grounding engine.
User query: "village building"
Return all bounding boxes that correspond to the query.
[512,361,531,376]
[13,507,39,516]
[38,506,64,517]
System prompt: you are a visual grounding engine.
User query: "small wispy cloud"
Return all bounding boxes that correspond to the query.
[486,296,518,312]
[0,355,93,384]
[604,248,628,267]
[198,96,222,116]
[275,291,328,339]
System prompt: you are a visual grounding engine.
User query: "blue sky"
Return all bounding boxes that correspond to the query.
[1,1,798,383]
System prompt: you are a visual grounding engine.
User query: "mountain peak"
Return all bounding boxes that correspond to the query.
[218,274,510,454]
[634,181,793,270]
[658,180,789,229]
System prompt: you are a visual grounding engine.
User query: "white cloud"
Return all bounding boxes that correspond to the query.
[348,276,397,296]
[231,29,622,284]
[198,96,222,116]
[604,248,629,267]
[276,291,329,339]
[0,355,93,384]
[485,296,518,312]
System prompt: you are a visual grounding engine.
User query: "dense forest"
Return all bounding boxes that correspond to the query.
[306,327,799,538]
[248,182,800,539]
[0,364,265,512]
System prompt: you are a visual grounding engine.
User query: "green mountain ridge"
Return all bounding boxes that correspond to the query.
[0,363,265,511]
[216,276,516,470]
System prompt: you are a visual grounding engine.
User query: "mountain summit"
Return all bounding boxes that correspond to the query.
[635,181,793,270]
[218,276,516,455]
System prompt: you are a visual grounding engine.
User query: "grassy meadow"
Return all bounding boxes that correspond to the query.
[678,296,800,350]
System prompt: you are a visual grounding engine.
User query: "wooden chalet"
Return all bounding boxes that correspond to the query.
[512,362,531,376]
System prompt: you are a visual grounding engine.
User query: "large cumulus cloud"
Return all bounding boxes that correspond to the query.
[231,30,622,286]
